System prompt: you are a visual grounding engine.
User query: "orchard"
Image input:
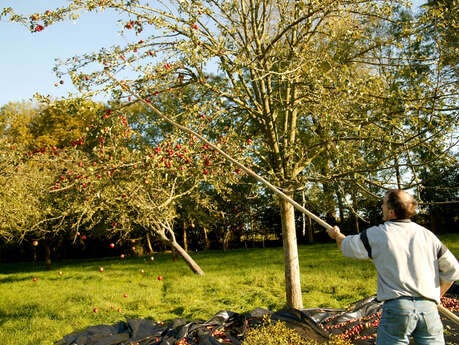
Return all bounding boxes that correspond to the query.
[0,0,458,344]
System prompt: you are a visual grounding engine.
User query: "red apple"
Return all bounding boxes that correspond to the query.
[131,239,136,244]
[93,307,99,313]
[117,308,122,313]
[157,275,163,281]
[32,240,39,246]
[131,246,136,251]
[123,293,128,298]
[81,235,87,240]
[99,267,104,273]
[150,256,154,261]
[33,277,37,282]
[110,243,115,248]
[120,254,125,259]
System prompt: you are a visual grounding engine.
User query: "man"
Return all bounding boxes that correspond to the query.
[326,189,459,345]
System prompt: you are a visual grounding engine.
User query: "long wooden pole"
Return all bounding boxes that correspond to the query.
[106,72,457,324]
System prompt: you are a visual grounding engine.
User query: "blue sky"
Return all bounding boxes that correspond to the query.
[1,1,424,108]
[0,1,138,107]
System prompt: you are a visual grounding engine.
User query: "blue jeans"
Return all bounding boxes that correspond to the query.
[376,297,444,345]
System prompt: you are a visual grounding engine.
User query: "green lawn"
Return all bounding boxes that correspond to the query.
[1,234,458,345]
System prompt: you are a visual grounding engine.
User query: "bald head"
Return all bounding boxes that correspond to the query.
[384,190,417,219]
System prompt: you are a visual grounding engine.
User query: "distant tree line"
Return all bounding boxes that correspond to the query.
[0,98,456,265]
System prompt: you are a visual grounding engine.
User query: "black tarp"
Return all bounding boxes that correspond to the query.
[56,292,459,345]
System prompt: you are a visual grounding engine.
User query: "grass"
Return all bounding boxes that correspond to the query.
[0,234,458,345]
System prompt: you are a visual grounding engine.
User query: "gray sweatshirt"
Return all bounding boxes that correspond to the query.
[341,219,459,304]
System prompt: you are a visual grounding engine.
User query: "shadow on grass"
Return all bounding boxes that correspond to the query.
[0,275,43,284]
[0,255,162,274]
[171,306,185,317]
[0,303,40,326]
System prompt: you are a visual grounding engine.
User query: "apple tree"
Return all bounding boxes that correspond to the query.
[0,97,108,265]
[49,101,248,274]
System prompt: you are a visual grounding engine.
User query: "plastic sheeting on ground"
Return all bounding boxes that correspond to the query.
[56,293,459,345]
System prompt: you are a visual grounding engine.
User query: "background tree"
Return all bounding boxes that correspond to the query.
[0,98,105,267]
[46,102,247,274]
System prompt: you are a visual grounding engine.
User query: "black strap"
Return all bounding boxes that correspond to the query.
[438,243,448,259]
[360,230,372,259]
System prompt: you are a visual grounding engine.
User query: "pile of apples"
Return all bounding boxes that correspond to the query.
[441,296,459,312]
[320,311,381,342]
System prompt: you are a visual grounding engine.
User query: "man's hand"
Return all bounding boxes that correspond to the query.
[327,226,346,250]
[326,226,342,239]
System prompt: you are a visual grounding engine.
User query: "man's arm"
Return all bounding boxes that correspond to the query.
[326,226,346,250]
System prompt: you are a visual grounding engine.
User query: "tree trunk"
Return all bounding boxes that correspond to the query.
[337,191,345,224]
[395,158,402,189]
[279,196,303,309]
[308,216,313,244]
[171,247,178,261]
[430,211,439,234]
[157,231,204,275]
[302,190,306,239]
[169,239,204,275]
[223,229,231,251]
[44,239,52,270]
[352,193,360,234]
[323,183,337,225]
[203,227,210,250]
[146,233,154,254]
[183,222,188,252]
